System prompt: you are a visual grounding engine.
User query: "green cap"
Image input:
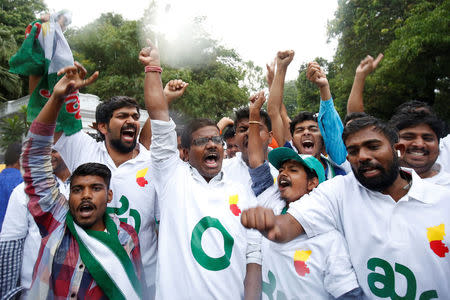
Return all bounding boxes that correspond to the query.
[268,147,326,183]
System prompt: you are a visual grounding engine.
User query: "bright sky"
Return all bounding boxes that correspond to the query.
[44,0,338,80]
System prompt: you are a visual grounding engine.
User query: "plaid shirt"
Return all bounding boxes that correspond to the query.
[22,121,145,299]
[0,238,25,299]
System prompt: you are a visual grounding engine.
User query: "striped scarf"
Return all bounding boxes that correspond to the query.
[65,213,142,300]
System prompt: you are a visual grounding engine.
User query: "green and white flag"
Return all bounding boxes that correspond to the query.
[9,14,82,135]
[66,212,142,300]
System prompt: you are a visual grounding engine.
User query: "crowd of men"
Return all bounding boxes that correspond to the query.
[0,16,449,300]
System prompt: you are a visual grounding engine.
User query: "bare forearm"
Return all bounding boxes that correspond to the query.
[35,95,64,125]
[272,214,305,243]
[145,72,168,121]
[244,263,262,300]
[248,110,264,169]
[268,68,288,146]
[347,73,366,114]
[319,84,332,102]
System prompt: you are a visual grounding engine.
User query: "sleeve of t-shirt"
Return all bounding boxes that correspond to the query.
[54,130,100,172]
[149,119,180,190]
[0,183,28,241]
[318,98,347,165]
[323,231,360,298]
[287,176,343,237]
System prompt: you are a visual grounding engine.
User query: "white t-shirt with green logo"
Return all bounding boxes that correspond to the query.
[55,131,158,295]
[289,170,450,299]
[257,186,359,299]
[150,119,261,299]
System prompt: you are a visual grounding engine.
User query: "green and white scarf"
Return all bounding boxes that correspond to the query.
[66,213,142,300]
[9,16,82,135]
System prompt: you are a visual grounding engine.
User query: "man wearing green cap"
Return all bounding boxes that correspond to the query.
[245,92,362,299]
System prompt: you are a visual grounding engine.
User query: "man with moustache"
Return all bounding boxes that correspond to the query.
[242,116,450,298]
[53,66,160,297]
[389,110,450,187]
[21,63,144,299]
[141,40,261,299]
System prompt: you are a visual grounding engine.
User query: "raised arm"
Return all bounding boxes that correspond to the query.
[347,54,383,115]
[35,62,98,125]
[139,79,189,149]
[307,62,347,164]
[140,40,168,121]
[267,51,295,147]
[248,91,267,169]
[25,63,98,236]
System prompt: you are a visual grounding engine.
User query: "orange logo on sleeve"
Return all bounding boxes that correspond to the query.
[293,250,312,277]
[136,168,149,187]
[229,195,241,216]
[427,224,449,258]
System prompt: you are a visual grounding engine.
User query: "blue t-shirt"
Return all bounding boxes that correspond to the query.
[0,168,23,230]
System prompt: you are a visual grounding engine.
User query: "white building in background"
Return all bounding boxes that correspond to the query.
[0,93,149,134]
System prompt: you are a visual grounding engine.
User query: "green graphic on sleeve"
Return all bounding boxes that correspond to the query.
[106,195,141,233]
[191,216,234,271]
[367,257,438,300]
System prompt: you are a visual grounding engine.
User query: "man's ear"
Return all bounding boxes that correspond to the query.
[183,148,190,162]
[97,123,108,136]
[107,189,113,203]
[394,143,406,158]
[307,177,319,192]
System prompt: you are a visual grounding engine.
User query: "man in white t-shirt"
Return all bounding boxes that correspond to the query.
[53,87,184,297]
[140,40,261,299]
[0,150,70,299]
[242,116,450,299]
[389,110,450,187]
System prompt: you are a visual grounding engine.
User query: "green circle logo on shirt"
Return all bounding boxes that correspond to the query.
[191,216,234,271]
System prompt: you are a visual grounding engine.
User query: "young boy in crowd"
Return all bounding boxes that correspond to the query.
[245,91,362,299]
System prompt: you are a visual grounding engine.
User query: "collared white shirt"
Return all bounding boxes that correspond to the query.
[150,119,261,300]
[55,131,158,295]
[288,169,450,299]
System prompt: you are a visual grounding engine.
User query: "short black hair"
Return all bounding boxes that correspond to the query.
[343,116,398,146]
[70,163,111,189]
[394,100,434,116]
[181,118,219,149]
[234,107,272,132]
[5,142,22,166]
[222,125,235,140]
[95,96,140,140]
[389,110,444,139]
[344,112,369,126]
[290,111,317,136]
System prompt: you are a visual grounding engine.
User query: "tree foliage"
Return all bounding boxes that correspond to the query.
[0,105,29,150]
[0,0,47,102]
[327,0,450,121]
[66,9,263,121]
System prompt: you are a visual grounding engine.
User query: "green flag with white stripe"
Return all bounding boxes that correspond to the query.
[9,14,82,135]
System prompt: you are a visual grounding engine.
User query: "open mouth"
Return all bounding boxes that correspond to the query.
[121,126,136,142]
[78,202,95,218]
[301,139,315,153]
[204,152,219,168]
[278,177,291,189]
